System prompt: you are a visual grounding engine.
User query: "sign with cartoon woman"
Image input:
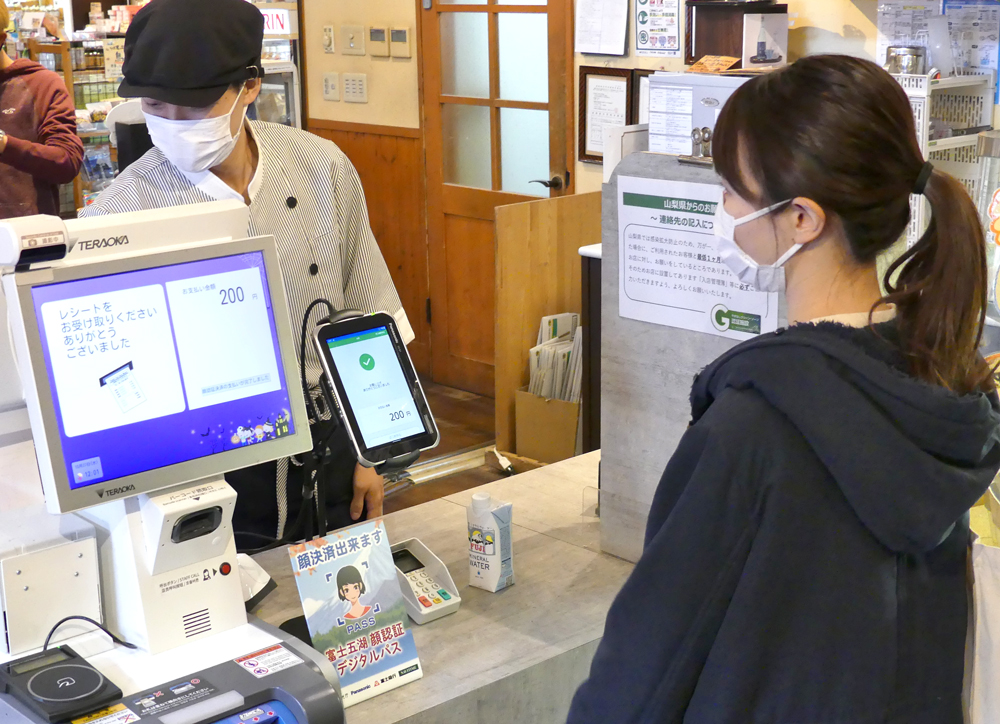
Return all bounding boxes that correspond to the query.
[288,520,422,706]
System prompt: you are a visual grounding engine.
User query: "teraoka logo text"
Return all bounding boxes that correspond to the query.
[78,235,130,251]
[97,485,136,499]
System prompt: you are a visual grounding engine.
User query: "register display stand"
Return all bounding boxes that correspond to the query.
[0,204,344,724]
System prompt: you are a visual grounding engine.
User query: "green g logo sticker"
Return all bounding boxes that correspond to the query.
[712,304,762,334]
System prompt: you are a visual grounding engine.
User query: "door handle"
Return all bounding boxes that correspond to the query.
[529,175,565,191]
[423,0,431,8]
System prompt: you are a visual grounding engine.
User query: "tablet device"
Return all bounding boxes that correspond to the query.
[313,312,439,467]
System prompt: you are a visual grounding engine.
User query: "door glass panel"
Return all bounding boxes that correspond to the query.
[500,108,549,196]
[498,14,548,103]
[499,0,546,5]
[440,0,486,4]
[443,104,493,189]
[441,13,490,98]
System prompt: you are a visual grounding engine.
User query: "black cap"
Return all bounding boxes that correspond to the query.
[118,0,264,107]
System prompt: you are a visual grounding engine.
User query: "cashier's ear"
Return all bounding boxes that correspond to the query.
[241,78,263,105]
[783,196,827,247]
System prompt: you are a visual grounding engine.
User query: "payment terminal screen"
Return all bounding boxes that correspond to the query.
[325,327,425,449]
[31,251,297,488]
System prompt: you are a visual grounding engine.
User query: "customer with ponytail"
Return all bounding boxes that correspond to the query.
[568,55,1000,724]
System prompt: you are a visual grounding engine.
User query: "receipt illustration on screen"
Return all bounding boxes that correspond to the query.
[100,361,147,413]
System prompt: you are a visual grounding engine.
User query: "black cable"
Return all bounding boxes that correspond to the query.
[299,298,334,423]
[236,413,345,553]
[234,531,279,544]
[249,304,378,549]
[43,616,137,652]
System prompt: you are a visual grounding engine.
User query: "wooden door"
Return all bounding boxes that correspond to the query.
[421,0,574,397]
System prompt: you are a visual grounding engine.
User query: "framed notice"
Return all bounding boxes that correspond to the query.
[579,66,634,163]
[632,69,655,125]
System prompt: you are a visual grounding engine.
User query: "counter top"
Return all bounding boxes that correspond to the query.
[578,244,602,260]
[252,451,632,724]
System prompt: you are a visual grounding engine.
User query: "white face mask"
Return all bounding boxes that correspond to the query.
[714,197,800,293]
[143,86,247,174]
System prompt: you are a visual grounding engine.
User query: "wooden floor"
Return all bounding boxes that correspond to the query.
[419,381,495,460]
[385,465,507,514]
[387,382,502,513]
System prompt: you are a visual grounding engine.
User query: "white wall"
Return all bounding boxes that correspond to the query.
[574,0,883,194]
[303,0,420,128]
[0,290,24,413]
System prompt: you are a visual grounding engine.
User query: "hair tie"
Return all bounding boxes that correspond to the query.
[913,162,934,195]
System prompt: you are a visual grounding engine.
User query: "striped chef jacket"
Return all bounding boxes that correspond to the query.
[81,120,414,538]
[81,120,414,375]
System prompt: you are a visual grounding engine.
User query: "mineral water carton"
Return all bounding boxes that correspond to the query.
[467,493,514,592]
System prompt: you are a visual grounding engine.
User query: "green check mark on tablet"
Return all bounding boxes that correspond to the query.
[360,354,375,371]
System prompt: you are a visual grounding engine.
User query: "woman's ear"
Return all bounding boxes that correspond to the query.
[787,197,826,247]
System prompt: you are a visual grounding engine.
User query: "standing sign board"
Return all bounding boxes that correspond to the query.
[288,520,422,707]
[618,175,778,340]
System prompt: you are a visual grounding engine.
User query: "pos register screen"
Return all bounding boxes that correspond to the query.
[30,251,297,489]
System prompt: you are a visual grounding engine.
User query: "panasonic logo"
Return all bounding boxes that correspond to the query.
[97,485,136,499]
[78,235,130,251]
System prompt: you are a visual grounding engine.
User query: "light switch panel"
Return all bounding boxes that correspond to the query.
[323,72,340,101]
[323,25,335,53]
[343,73,368,103]
[369,26,389,57]
[341,24,365,55]
[390,27,411,58]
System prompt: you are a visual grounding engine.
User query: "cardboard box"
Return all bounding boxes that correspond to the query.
[515,388,580,464]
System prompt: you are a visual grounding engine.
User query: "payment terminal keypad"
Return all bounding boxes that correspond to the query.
[405,570,453,609]
[392,541,460,624]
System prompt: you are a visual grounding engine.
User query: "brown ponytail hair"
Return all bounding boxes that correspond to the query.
[714,54,992,395]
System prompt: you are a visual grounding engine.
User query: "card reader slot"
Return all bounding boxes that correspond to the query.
[159,690,244,724]
[171,507,224,543]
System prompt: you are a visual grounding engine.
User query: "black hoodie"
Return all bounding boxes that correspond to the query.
[567,322,1000,724]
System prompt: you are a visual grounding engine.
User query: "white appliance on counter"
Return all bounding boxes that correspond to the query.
[258,60,302,130]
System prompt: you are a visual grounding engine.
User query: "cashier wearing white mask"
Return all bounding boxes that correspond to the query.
[82,0,415,547]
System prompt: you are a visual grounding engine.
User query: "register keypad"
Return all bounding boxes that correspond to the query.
[405,570,450,609]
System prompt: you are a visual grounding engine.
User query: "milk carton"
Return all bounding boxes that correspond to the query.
[467,493,514,592]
